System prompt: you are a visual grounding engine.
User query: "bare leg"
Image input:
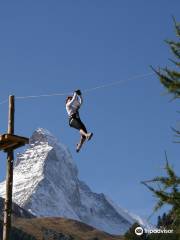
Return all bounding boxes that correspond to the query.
[76,128,93,152]
[80,129,88,138]
[80,129,93,139]
[76,135,86,152]
[79,135,86,145]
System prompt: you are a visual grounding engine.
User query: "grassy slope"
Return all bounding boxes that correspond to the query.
[13,217,125,240]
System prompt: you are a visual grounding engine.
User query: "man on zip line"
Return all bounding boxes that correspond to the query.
[66,89,93,152]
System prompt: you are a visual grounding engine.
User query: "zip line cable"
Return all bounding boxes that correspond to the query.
[16,92,69,100]
[0,72,154,105]
[83,72,154,93]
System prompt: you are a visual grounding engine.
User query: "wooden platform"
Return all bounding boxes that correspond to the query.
[0,134,29,152]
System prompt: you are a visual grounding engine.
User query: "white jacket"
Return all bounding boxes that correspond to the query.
[66,92,83,117]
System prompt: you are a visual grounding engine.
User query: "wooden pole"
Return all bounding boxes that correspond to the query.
[3,95,15,240]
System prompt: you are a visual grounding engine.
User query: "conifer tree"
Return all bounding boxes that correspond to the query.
[141,153,180,232]
[142,18,180,239]
[153,18,180,98]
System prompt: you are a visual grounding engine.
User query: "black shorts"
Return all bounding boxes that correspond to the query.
[69,114,87,133]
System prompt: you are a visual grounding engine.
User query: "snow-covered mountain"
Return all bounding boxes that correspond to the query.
[0,128,139,235]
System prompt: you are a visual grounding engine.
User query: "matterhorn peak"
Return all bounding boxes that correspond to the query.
[0,128,141,235]
[27,128,75,167]
[30,128,59,146]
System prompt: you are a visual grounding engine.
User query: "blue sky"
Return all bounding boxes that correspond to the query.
[0,1,180,224]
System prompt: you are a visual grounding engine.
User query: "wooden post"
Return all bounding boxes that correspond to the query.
[3,95,15,240]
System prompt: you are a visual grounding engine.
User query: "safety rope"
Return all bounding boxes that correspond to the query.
[0,72,154,105]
